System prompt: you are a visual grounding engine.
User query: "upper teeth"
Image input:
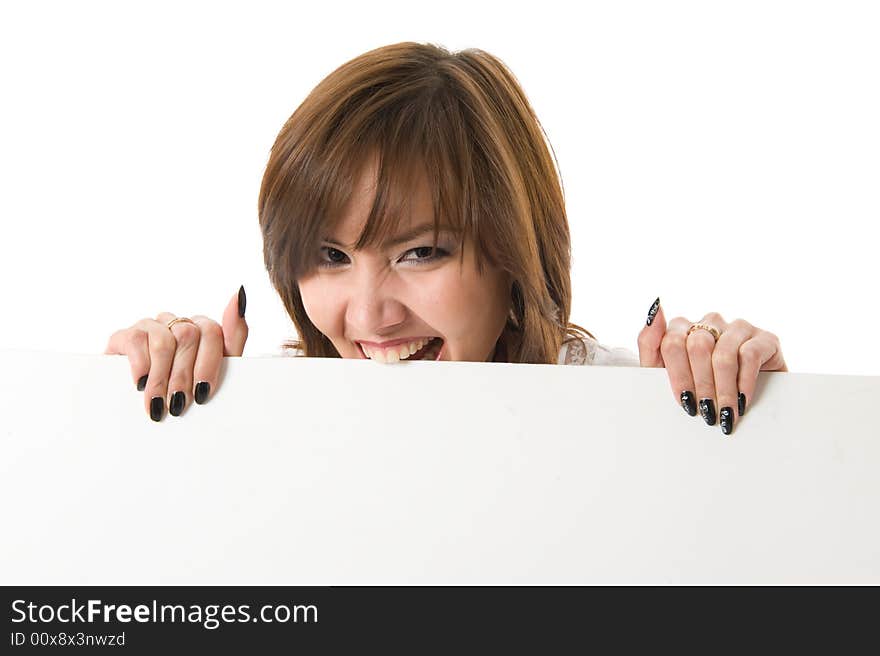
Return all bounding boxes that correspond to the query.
[361,338,435,363]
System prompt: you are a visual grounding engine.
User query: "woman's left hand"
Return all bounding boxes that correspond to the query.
[637,298,788,435]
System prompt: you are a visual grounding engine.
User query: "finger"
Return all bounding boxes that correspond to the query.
[686,322,723,426]
[757,331,787,372]
[156,312,201,418]
[140,315,185,422]
[712,320,755,436]
[637,297,665,368]
[189,315,225,406]
[660,317,698,416]
[737,331,785,418]
[221,285,249,357]
[105,320,153,391]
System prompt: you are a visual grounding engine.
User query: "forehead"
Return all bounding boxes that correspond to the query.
[328,155,436,243]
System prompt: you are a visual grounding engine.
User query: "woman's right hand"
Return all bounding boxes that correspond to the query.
[104,286,249,421]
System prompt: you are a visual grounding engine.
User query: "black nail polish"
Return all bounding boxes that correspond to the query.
[150,397,164,422]
[137,375,148,391]
[680,391,697,416]
[738,392,746,417]
[646,297,660,326]
[238,285,247,318]
[699,398,716,425]
[169,391,185,416]
[720,407,734,435]
[195,381,211,405]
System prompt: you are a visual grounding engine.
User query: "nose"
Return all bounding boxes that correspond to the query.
[345,264,408,337]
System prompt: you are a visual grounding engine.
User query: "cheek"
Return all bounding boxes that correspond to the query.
[417,271,472,328]
[297,276,342,336]
[420,267,506,339]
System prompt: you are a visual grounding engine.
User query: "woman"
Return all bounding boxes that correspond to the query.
[105,42,787,434]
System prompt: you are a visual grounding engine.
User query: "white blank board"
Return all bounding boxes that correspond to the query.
[1,349,878,584]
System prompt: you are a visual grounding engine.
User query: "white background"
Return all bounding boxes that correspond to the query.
[1,0,876,375]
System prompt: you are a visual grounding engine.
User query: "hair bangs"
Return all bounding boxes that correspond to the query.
[317,96,472,265]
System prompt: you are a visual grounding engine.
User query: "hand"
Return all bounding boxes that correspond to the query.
[104,286,249,421]
[636,298,787,436]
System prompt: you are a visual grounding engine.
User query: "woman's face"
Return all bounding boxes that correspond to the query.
[297,159,512,362]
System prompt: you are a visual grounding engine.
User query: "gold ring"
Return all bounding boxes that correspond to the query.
[687,322,721,342]
[166,317,197,330]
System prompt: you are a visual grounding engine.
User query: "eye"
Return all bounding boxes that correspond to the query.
[318,247,350,268]
[399,246,449,265]
[318,245,450,269]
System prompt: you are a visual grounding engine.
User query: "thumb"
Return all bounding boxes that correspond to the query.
[637,297,665,368]
[222,284,249,356]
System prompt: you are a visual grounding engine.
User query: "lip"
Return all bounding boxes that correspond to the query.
[356,337,439,349]
[355,336,443,360]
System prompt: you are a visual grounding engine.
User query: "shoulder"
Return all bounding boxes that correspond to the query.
[558,335,640,367]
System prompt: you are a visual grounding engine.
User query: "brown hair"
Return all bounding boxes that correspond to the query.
[258,41,595,363]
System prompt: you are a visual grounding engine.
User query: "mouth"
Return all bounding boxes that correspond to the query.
[357,337,445,363]
[412,337,444,361]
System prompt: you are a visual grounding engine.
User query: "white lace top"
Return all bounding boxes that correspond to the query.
[558,336,640,367]
[277,335,640,366]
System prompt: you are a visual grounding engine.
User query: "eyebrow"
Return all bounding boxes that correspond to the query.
[323,223,454,250]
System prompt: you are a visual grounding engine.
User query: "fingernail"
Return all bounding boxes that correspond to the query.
[169,391,185,417]
[238,285,247,318]
[646,297,660,326]
[195,381,211,405]
[738,392,746,417]
[137,375,148,391]
[699,398,716,425]
[720,407,734,435]
[150,397,164,422]
[680,391,697,416]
